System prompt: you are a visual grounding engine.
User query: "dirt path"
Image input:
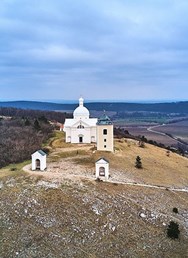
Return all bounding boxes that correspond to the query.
[109,180,188,193]
[23,163,188,193]
[147,124,188,147]
[147,124,167,136]
[23,158,95,183]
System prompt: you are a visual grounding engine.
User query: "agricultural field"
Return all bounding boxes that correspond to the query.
[124,126,177,146]
[153,121,188,144]
[115,120,188,147]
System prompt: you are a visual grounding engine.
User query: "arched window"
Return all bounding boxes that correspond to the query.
[103,129,107,135]
[77,124,84,129]
[99,166,105,176]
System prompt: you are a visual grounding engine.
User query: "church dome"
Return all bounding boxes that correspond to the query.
[73,97,90,119]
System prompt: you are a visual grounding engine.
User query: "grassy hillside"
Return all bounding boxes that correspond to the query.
[44,132,188,188]
[0,133,188,258]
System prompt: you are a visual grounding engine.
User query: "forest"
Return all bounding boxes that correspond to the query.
[0,108,68,168]
[0,107,71,123]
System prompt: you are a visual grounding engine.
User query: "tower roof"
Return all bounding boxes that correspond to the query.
[97,113,112,125]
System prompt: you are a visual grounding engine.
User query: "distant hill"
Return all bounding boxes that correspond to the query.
[0,100,188,113]
[0,101,77,111]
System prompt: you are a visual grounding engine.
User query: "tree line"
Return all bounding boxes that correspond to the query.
[0,107,72,123]
[0,115,54,168]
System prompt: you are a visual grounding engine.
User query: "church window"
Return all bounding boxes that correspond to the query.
[77,124,84,129]
[104,139,106,142]
[103,129,107,135]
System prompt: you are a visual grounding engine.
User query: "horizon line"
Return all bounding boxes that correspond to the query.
[0,99,188,104]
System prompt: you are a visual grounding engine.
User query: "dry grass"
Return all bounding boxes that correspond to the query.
[0,160,29,179]
[113,139,188,187]
[49,149,89,162]
[1,132,187,189]
[59,138,188,188]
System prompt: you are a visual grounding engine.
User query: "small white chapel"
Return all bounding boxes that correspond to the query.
[63,97,97,143]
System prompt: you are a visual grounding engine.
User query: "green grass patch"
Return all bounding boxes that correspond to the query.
[43,130,65,147]
[0,160,30,179]
[46,130,77,149]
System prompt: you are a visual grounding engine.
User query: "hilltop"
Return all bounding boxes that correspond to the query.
[0,132,188,257]
[22,131,188,189]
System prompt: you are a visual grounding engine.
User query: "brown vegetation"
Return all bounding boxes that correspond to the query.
[0,117,53,168]
[0,107,70,123]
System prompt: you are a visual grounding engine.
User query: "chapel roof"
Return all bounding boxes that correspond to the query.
[95,157,109,164]
[32,150,46,156]
[64,118,97,127]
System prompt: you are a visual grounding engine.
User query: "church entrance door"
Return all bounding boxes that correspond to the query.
[36,159,40,170]
[79,136,83,143]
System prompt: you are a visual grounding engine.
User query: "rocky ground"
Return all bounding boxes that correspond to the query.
[0,175,188,258]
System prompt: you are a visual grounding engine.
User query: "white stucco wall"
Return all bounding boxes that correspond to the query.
[64,122,97,144]
[96,124,114,152]
[63,98,97,144]
[65,127,71,142]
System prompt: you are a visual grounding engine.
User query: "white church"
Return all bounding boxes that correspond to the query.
[63,97,114,152]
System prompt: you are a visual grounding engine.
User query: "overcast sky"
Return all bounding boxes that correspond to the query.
[0,0,188,102]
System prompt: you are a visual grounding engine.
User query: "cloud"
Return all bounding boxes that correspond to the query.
[0,0,188,101]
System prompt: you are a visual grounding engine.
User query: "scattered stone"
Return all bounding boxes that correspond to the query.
[140,213,147,218]
[109,223,116,231]
[0,181,3,189]
[36,180,59,189]
[92,204,102,215]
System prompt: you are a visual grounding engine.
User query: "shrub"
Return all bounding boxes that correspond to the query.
[173,207,178,214]
[167,221,180,239]
[135,156,142,169]
[10,167,17,171]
